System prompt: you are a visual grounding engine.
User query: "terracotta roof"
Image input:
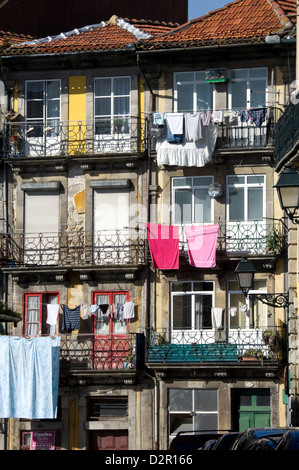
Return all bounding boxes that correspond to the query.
[0,31,33,47]
[2,16,178,55]
[137,0,297,50]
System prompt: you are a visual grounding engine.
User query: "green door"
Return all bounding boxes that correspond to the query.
[235,389,271,431]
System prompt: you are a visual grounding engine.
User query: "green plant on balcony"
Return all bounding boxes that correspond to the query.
[124,353,135,368]
[243,348,264,359]
[262,329,281,353]
[265,229,284,254]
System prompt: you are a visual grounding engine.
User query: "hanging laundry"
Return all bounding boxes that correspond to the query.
[80,305,91,320]
[115,303,124,320]
[165,113,184,144]
[240,110,249,123]
[185,113,202,141]
[0,336,60,419]
[211,307,223,328]
[46,304,60,326]
[147,223,179,270]
[123,301,135,319]
[229,307,237,317]
[248,107,267,127]
[149,113,165,139]
[240,304,249,316]
[99,304,110,315]
[62,305,81,332]
[212,110,223,124]
[184,224,219,268]
[201,110,211,126]
[223,111,238,125]
[88,305,99,315]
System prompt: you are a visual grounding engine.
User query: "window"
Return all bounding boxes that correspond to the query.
[24,292,59,336]
[93,291,129,335]
[228,68,268,110]
[174,72,214,112]
[25,80,61,136]
[87,397,128,420]
[169,388,218,440]
[171,282,214,330]
[228,280,267,328]
[94,77,131,134]
[227,175,265,222]
[172,176,214,225]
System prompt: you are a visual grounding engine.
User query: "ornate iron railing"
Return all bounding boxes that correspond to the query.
[218,115,275,149]
[0,229,146,267]
[2,116,148,157]
[275,101,299,169]
[59,332,143,371]
[146,326,286,364]
[178,220,286,257]
[0,220,285,268]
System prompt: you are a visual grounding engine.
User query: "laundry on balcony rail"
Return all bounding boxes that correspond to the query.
[185,224,219,268]
[0,336,60,419]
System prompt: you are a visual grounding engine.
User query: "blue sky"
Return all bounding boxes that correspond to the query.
[188,0,229,20]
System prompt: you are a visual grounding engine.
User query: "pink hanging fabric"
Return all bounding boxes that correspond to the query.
[185,224,219,268]
[147,223,179,270]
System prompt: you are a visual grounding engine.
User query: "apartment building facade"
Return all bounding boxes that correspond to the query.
[0,0,298,451]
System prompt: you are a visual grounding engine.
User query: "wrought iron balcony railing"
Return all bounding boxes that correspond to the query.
[275,101,299,169]
[2,116,148,158]
[177,220,286,257]
[0,229,146,267]
[59,332,144,372]
[146,326,285,364]
[0,220,285,268]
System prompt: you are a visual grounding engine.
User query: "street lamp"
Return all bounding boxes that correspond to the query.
[235,257,290,308]
[274,165,299,225]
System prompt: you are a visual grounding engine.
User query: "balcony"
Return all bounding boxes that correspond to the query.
[146,326,286,365]
[0,229,146,268]
[59,332,144,373]
[2,116,148,158]
[178,220,286,258]
[275,101,299,171]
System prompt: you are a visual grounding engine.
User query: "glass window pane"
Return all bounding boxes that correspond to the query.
[177,83,193,112]
[247,175,264,184]
[194,413,218,431]
[176,72,194,82]
[114,77,130,95]
[194,390,217,411]
[249,68,267,78]
[27,101,43,119]
[195,294,212,328]
[95,97,111,116]
[230,69,248,79]
[114,96,130,115]
[169,415,192,434]
[26,81,43,100]
[47,81,60,99]
[194,188,211,223]
[195,71,206,81]
[248,187,263,220]
[95,78,111,97]
[231,80,247,109]
[228,176,245,185]
[193,282,214,292]
[196,83,212,110]
[172,282,192,292]
[169,389,192,411]
[256,394,270,407]
[229,293,247,328]
[174,189,192,224]
[173,295,192,329]
[250,79,266,108]
[47,100,60,119]
[193,177,213,186]
[229,187,244,221]
[173,178,192,187]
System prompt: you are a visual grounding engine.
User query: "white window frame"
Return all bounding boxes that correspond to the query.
[25,79,61,126]
[173,71,215,112]
[172,176,214,225]
[228,67,268,110]
[170,281,215,332]
[168,388,218,443]
[226,174,266,223]
[94,76,131,129]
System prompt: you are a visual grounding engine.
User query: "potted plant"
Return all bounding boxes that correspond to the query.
[262,329,281,353]
[242,348,264,363]
[124,353,135,369]
[266,230,284,254]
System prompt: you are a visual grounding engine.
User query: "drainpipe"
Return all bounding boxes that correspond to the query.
[137,53,156,112]
[145,371,159,450]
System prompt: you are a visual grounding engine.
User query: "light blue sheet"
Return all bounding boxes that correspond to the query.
[0,336,60,419]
